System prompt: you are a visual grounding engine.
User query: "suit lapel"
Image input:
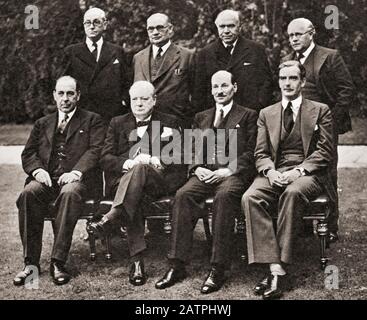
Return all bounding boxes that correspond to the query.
[46,113,58,144]
[227,37,250,70]
[74,42,97,69]
[224,104,244,130]
[66,108,82,142]
[200,108,216,129]
[153,44,180,82]
[312,45,328,85]
[95,42,114,73]
[266,102,282,155]
[214,40,232,68]
[300,99,319,156]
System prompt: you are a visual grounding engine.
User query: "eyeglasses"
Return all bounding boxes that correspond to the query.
[83,19,104,28]
[147,25,169,33]
[288,30,313,39]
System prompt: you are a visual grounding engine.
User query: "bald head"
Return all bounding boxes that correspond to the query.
[287,18,315,53]
[147,13,171,25]
[84,7,106,21]
[211,70,237,106]
[215,10,240,25]
[215,10,241,45]
[83,7,107,42]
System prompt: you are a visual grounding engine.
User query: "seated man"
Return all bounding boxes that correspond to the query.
[242,61,335,300]
[156,70,258,294]
[89,81,186,286]
[14,76,105,286]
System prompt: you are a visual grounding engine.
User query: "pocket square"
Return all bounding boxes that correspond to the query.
[113,59,120,64]
[174,68,183,75]
[235,124,241,128]
[79,130,84,133]
[314,124,319,131]
[161,127,173,138]
[243,62,252,66]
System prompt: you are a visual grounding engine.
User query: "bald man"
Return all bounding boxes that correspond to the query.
[156,70,258,294]
[89,81,186,286]
[62,8,131,121]
[282,18,356,241]
[132,13,195,128]
[193,9,273,113]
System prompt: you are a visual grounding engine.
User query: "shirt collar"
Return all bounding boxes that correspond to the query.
[86,37,103,50]
[215,100,233,118]
[221,38,238,52]
[282,95,302,116]
[299,41,315,61]
[152,40,171,58]
[58,107,77,124]
[135,115,152,124]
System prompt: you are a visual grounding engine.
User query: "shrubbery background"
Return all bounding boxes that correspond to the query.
[1,0,366,123]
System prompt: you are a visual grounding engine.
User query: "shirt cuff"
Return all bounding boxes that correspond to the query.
[123,159,135,171]
[295,167,306,176]
[71,170,82,178]
[32,168,43,177]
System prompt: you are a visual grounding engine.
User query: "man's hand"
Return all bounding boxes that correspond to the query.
[57,172,81,186]
[150,156,163,169]
[202,168,233,184]
[281,168,302,184]
[34,169,52,187]
[194,167,214,182]
[134,153,151,164]
[266,169,288,187]
[123,159,138,171]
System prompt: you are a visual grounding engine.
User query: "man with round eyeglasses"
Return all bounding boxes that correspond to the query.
[62,7,131,121]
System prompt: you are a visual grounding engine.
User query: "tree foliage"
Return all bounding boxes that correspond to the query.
[1,0,366,122]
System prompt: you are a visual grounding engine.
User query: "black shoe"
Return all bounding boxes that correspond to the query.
[88,218,112,238]
[155,267,187,289]
[50,262,70,285]
[263,274,286,300]
[328,232,339,244]
[129,260,147,286]
[13,264,40,286]
[200,267,225,294]
[254,274,270,295]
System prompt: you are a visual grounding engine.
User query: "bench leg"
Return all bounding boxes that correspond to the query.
[202,217,212,256]
[86,222,96,261]
[235,217,247,262]
[163,218,172,235]
[105,235,112,260]
[317,221,329,270]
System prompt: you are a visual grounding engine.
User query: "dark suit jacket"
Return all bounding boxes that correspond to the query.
[63,40,131,120]
[100,111,187,197]
[189,103,258,184]
[133,43,195,125]
[21,108,106,197]
[282,45,355,134]
[255,99,336,201]
[193,36,273,113]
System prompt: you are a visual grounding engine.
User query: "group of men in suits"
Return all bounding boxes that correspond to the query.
[13,7,355,300]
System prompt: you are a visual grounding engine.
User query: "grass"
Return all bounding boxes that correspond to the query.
[0,165,366,300]
[0,115,366,145]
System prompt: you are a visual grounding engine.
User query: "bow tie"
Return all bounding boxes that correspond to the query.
[136,120,150,127]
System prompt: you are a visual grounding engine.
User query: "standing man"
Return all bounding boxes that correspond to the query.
[13,76,105,286]
[89,81,186,286]
[62,7,131,121]
[242,61,335,299]
[156,70,258,294]
[193,9,273,113]
[283,18,356,241]
[133,13,195,128]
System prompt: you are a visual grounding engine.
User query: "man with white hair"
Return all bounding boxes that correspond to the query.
[283,18,356,242]
[62,7,131,121]
[193,9,273,112]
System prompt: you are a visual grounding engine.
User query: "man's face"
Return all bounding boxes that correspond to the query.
[287,20,313,53]
[211,72,237,105]
[278,65,305,100]
[147,15,172,46]
[130,86,156,119]
[83,10,107,42]
[215,13,240,45]
[53,78,80,113]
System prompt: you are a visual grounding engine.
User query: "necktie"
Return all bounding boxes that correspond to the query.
[92,42,98,61]
[137,120,150,127]
[297,53,304,63]
[58,113,69,134]
[155,47,163,60]
[225,44,233,55]
[213,108,224,128]
[284,102,294,133]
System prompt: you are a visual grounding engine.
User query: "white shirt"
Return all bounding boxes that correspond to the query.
[86,37,103,62]
[215,100,233,119]
[221,38,238,55]
[298,41,315,64]
[57,107,76,127]
[282,95,303,122]
[152,40,171,59]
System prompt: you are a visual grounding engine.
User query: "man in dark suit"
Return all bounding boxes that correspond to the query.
[193,9,273,113]
[13,76,105,286]
[156,70,258,294]
[133,13,195,128]
[62,7,130,121]
[89,81,186,286]
[242,61,335,299]
[283,18,356,240]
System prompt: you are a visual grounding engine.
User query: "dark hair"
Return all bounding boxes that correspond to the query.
[278,60,306,80]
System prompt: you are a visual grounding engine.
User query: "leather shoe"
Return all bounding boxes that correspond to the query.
[155,267,187,289]
[50,262,70,285]
[88,218,112,238]
[263,274,286,300]
[200,267,225,294]
[253,274,270,295]
[328,232,339,244]
[129,260,147,286]
[13,264,40,286]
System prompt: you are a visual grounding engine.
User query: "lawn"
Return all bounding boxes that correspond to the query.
[0,165,366,300]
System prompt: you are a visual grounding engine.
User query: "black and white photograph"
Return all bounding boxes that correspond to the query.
[1,0,366,306]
